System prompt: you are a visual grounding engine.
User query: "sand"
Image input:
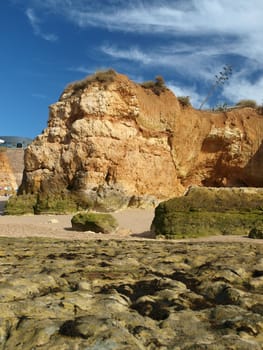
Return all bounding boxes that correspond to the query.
[0,196,262,243]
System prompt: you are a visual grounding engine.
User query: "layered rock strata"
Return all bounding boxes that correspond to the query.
[0,237,262,349]
[19,71,263,210]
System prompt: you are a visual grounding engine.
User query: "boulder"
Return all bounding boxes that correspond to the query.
[151,186,263,239]
[249,228,263,239]
[71,212,119,233]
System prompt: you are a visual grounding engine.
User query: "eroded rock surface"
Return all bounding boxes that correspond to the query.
[0,237,262,349]
[19,71,263,210]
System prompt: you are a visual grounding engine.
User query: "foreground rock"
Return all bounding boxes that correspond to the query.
[71,212,118,233]
[151,186,263,239]
[0,237,262,349]
[18,70,263,212]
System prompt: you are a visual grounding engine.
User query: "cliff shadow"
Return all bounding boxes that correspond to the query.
[242,140,263,187]
[200,138,263,188]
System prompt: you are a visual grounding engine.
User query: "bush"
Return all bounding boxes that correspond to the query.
[236,99,257,108]
[177,96,191,107]
[65,69,117,94]
[71,212,118,233]
[213,102,228,112]
[92,69,117,84]
[140,75,166,96]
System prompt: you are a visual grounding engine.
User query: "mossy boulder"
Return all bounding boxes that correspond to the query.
[151,187,263,239]
[5,192,87,215]
[34,193,78,214]
[71,212,119,233]
[4,194,37,215]
[248,228,263,239]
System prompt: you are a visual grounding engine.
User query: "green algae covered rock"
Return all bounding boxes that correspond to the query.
[151,187,263,239]
[4,194,37,215]
[71,212,119,233]
[249,227,263,239]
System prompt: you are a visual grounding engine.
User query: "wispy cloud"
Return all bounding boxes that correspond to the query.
[101,46,153,65]
[66,66,93,74]
[223,76,263,106]
[26,8,58,42]
[168,82,207,109]
[36,0,262,38]
[27,1,263,64]
[25,0,263,105]
[100,44,226,83]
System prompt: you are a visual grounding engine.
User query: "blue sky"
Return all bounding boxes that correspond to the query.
[1,0,263,138]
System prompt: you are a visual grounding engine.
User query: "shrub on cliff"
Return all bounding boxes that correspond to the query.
[71,212,118,233]
[66,69,117,94]
[140,75,167,96]
[177,96,192,107]
[236,99,257,108]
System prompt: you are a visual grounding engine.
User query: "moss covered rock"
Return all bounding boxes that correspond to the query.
[151,187,263,239]
[71,212,119,233]
[34,193,78,214]
[248,228,263,239]
[5,192,86,215]
[4,194,37,215]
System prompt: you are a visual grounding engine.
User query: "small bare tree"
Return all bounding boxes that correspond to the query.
[199,64,232,110]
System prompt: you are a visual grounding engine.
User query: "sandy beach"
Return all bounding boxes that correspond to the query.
[0,196,262,243]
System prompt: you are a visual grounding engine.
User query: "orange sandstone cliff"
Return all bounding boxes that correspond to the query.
[19,71,263,210]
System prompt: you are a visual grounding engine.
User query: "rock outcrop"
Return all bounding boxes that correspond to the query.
[0,150,20,195]
[151,187,263,239]
[6,149,24,188]
[0,237,262,349]
[19,70,263,210]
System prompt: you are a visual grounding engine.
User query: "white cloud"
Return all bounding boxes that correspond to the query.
[37,0,262,38]
[66,66,93,74]
[101,46,153,65]
[25,0,263,107]
[100,44,223,82]
[168,82,206,109]
[26,8,58,42]
[223,77,263,106]
[27,1,263,67]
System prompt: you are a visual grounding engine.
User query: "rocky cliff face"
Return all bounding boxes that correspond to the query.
[19,71,263,210]
[0,150,21,195]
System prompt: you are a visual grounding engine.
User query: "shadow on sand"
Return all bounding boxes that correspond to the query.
[63,226,155,239]
[130,231,155,239]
